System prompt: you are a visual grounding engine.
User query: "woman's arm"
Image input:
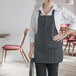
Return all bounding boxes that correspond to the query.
[29,8,37,59]
[53,7,76,41]
[62,7,76,31]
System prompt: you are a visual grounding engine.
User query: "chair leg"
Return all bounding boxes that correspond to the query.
[64,41,69,52]
[22,49,29,63]
[64,44,68,51]
[20,49,28,66]
[72,45,75,56]
[68,42,71,54]
[2,49,7,63]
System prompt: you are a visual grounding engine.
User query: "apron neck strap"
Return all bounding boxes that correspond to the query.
[39,10,41,16]
[52,10,55,16]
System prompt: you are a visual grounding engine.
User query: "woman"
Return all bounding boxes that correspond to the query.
[29,0,76,76]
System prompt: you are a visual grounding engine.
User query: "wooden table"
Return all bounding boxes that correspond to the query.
[0,34,10,38]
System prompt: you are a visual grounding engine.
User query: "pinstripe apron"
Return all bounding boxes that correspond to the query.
[34,10,63,63]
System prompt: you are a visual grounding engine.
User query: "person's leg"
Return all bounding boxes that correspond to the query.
[35,63,47,76]
[47,63,59,76]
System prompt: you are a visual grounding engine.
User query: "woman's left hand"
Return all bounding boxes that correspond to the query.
[53,29,76,41]
[53,32,67,41]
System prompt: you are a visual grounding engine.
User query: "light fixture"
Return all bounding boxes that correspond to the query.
[66,0,74,5]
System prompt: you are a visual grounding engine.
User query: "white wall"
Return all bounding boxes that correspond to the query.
[0,0,36,62]
[55,0,76,13]
[0,0,76,62]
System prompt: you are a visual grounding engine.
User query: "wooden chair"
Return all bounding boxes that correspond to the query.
[63,35,76,54]
[2,28,29,66]
[61,24,76,55]
[60,24,70,53]
[71,36,76,56]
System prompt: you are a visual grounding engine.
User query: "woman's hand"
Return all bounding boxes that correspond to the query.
[53,29,76,41]
[53,32,67,41]
[28,43,34,59]
[28,50,34,59]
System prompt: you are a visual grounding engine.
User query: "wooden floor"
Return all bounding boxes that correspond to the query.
[0,51,76,76]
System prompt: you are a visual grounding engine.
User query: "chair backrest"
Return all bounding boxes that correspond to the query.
[20,28,29,48]
[69,35,76,40]
[61,24,70,27]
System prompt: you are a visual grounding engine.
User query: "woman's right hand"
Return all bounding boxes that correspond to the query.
[28,50,33,59]
[29,43,34,59]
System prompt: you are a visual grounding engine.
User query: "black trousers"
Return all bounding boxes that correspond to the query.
[35,63,59,76]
